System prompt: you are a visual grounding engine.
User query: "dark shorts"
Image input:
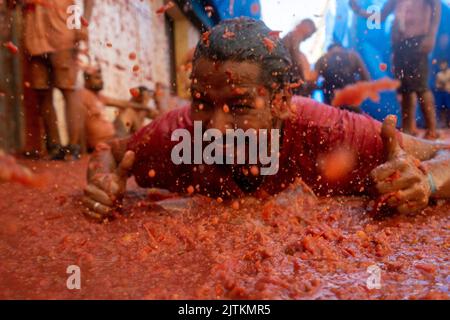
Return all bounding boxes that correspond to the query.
[435,91,450,110]
[28,49,78,90]
[393,37,429,94]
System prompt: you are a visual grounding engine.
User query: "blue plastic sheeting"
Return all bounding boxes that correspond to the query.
[207,0,448,124]
[333,0,450,123]
[211,0,261,20]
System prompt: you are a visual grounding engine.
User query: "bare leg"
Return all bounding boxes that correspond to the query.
[35,89,60,147]
[417,90,438,139]
[400,92,417,135]
[61,89,83,146]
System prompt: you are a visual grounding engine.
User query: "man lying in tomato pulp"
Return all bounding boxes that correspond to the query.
[83,18,450,220]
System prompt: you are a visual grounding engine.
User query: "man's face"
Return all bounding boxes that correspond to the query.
[191,58,279,134]
[86,70,104,92]
[190,58,290,180]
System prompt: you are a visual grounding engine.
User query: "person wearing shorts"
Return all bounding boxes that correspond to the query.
[351,0,442,139]
[13,0,93,159]
[314,43,371,110]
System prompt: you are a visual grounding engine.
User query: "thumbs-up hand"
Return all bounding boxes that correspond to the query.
[83,149,135,220]
[370,115,432,214]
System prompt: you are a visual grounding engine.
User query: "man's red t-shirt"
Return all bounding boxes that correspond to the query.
[127,97,393,197]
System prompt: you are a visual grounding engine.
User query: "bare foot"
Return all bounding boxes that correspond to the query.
[403,128,419,137]
[424,131,440,140]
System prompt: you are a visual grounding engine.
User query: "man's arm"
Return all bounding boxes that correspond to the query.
[350,0,396,21]
[422,150,450,198]
[75,0,94,43]
[102,97,143,110]
[298,52,314,82]
[401,134,450,198]
[83,138,135,220]
[83,0,94,22]
[428,0,442,39]
[421,0,441,53]
[101,96,159,118]
[371,116,450,214]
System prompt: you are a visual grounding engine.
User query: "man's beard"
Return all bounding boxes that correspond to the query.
[90,84,104,92]
[231,164,265,193]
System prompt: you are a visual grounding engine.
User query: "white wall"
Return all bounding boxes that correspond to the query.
[55,0,171,144]
[261,0,336,64]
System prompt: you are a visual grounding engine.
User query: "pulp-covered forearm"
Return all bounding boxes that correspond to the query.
[422,150,450,199]
[87,138,130,181]
[87,142,117,181]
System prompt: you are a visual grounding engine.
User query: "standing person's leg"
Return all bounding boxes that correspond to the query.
[392,45,419,135]
[400,92,418,135]
[411,37,437,139]
[51,49,83,159]
[61,89,83,145]
[35,89,59,146]
[29,55,65,159]
[417,90,438,139]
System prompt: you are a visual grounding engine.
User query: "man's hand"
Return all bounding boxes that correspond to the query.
[348,0,368,17]
[349,0,360,12]
[421,36,435,54]
[75,27,89,43]
[0,150,43,186]
[371,116,432,214]
[83,150,135,220]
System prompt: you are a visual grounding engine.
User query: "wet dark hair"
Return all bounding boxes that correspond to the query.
[193,17,293,91]
[438,60,448,67]
[137,86,153,95]
[83,67,102,81]
[300,18,316,31]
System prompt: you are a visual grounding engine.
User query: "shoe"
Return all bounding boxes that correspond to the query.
[23,149,41,159]
[47,144,66,161]
[66,144,81,160]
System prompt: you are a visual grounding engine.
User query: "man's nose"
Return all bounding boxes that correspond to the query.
[207,109,233,134]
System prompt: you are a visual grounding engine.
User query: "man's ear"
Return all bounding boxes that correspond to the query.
[271,88,292,120]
